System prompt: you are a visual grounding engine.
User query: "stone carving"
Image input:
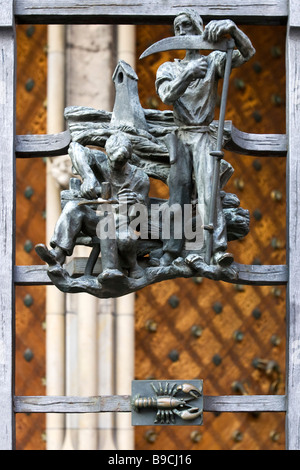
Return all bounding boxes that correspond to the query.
[35,9,255,298]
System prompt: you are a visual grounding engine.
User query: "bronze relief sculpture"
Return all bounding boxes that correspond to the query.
[36,9,255,298]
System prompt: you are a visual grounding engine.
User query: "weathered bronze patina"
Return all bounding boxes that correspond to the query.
[35,9,255,298]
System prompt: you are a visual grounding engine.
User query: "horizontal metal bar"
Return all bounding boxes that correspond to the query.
[15,128,287,159]
[16,130,71,158]
[203,395,287,413]
[225,127,287,157]
[14,0,288,25]
[232,263,287,285]
[14,395,287,414]
[14,263,288,286]
[14,396,132,413]
[14,265,52,285]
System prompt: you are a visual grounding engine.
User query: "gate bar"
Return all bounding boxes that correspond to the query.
[285,0,300,450]
[14,395,287,414]
[0,0,16,450]
[14,0,288,25]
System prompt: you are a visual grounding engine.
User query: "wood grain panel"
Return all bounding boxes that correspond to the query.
[15,24,47,451]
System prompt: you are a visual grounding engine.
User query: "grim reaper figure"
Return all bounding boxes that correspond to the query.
[152,9,255,267]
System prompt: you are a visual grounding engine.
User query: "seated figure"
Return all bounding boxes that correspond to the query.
[36,132,150,280]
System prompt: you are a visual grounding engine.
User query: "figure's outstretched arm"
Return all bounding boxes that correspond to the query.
[203,20,256,67]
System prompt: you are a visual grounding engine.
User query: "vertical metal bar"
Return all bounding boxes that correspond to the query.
[0,0,16,450]
[286,0,300,450]
[205,40,234,264]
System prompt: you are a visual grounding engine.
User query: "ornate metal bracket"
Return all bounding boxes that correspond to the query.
[131,380,203,426]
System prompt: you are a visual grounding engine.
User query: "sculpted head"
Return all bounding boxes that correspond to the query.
[105,133,133,170]
[174,9,204,37]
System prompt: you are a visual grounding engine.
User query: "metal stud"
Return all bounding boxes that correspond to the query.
[231,381,247,395]
[234,284,245,292]
[192,276,203,284]
[147,96,160,109]
[271,94,282,106]
[145,319,158,333]
[23,348,34,362]
[190,430,202,443]
[24,240,33,253]
[271,287,282,297]
[26,25,35,38]
[24,294,34,307]
[270,334,281,347]
[234,178,244,190]
[25,78,35,92]
[252,159,262,171]
[252,357,263,370]
[271,237,285,249]
[213,301,223,314]
[24,186,34,199]
[270,430,280,442]
[191,325,203,338]
[253,62,262,73]
[233,330,244,342]
[212,354,222,366]
[271,189,282,201]
[234,78,245,90]
[232,430,243,442]
[168,295,180,308]
[252,358,280,375]
[252,110,262,122]
[252,307,262,319]
[253,209,262,221]
[144,429,158,443]
[271,45,282,58]
[168,349,179,362]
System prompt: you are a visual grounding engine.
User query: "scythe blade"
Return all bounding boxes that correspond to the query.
[140,35,234,59]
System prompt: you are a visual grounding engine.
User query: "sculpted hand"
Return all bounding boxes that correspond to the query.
[203,20,236,43]
[117,188,139,205]
[185,57,208,80]
[80,179,99,199]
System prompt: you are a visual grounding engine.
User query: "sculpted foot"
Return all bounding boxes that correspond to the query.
[213,251,234,268]
[129,264,144,279]
[98,268,125,283]
[35,244,65,266]
[185,253,204,269]
[160,252,176,267]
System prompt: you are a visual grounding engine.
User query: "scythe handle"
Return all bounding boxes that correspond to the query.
[204,44,234,265]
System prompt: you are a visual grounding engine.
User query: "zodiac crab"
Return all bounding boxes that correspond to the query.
[132,381,203,424]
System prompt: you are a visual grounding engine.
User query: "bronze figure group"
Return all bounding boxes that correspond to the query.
[36,9,255,298]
